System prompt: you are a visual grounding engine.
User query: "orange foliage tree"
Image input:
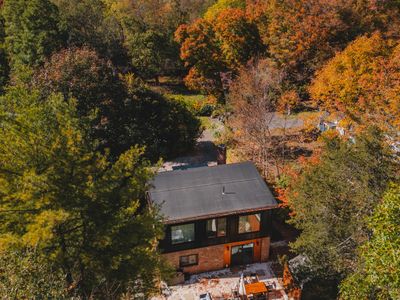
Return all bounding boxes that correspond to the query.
[275,152,321,212]
[309,33,400,134]
[257,0,400,89]
[175,7,264,101]
[214,8,264,70]
[175,18,225,97]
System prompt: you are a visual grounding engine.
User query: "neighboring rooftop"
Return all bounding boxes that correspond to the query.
[149,161,277,224]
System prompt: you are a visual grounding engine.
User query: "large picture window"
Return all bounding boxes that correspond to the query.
[238,213,261,234]
[179,254,198,267]
[171,223,195,244]
[206,217,227,238]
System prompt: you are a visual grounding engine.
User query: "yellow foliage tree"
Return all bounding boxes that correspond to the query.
[310,33,400,134]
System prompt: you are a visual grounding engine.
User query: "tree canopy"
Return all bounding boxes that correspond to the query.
[54,0,127,66]
[286,128,397,277]
[0,0,399,296]
[32,47,200,160]
[175,6,264,100]
[310,33,400,133]
[0,86,168,297]
[2,0,65,69]
[340,183,400,300]
[33,47,127,154]
[0,249,67,298]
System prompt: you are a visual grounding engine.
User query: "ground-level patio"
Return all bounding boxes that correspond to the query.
[153,262,290,300]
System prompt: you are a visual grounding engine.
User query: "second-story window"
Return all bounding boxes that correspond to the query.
[171,223,195,244]
[206,217,226,238]
[238,213,261,234]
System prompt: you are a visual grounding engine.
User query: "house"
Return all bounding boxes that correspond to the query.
[318,112,347,136]
[148,161,278,275]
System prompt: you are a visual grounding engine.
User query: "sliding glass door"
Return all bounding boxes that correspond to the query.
[231,243,254,266]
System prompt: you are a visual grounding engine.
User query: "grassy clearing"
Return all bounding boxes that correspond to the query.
[166,93,215,117]
[148,77,214,116]
[198,116,212,129]
[165,93,207,106]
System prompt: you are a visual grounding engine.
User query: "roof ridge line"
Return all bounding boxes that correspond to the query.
[151,177,261,193]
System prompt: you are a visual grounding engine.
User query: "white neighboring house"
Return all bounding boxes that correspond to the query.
[317,112,346,135]
[319,113,400,152]
[385,134,400,154]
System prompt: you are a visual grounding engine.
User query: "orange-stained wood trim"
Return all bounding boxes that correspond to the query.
[223,238,262,267]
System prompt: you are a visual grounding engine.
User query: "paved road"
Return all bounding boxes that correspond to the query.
[266,112,304,129]
[161,113,304,171]
[161,117,224,171]
[198,117,224,142]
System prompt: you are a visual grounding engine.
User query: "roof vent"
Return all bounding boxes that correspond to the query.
[222,185,235,195]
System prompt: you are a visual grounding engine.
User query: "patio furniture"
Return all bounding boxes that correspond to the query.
[244,282,268,300]
[250,273,259,283]
[199,292,212,300]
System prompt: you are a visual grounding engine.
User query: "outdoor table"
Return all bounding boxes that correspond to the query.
[244,282,268,298]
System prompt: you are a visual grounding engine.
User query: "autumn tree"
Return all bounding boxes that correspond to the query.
[340,183,400,300]
[175,18,225,97]
[287,128,397,278]
[204,0,246,20]
[176,6,264,100]
[310,33,400,134]
[2,0,66,69]
[228,59,285,178]
[264,0,348,89]
[278,90,301,115]
[256,0,400,92]
[214,8,264,69]
[0,86,168,297]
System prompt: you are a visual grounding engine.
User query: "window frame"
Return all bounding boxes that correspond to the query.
[170,222,195,245]
[237,212,261,234]
[179,254,199,267]
[206,217,227,239]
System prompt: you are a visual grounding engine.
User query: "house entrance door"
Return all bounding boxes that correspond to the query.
[231,243,254,266]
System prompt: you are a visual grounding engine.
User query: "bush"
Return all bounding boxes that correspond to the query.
[0,249,67,298]
[166,93,216,117]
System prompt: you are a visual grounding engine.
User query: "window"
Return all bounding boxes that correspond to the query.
[206,217,227,238]
[238,213,261,234]
[179,254,198,267]
[171,223,195,244]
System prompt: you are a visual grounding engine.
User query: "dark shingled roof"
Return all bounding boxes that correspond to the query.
[149,162,277,223]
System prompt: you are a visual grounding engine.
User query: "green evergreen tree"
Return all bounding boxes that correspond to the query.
[2,0,65,69]
[0,86,168,297]
[340,183,400,300]
[287,128,398,278]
